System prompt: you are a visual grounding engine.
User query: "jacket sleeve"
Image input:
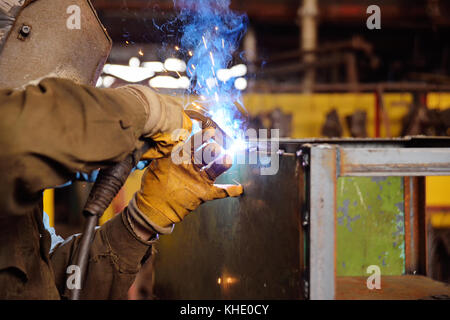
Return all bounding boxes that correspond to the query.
[0,78,148,216]
[49,210,153,300]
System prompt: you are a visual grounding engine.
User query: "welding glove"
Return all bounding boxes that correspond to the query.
[128,129,243,234]
[117,85,192,159]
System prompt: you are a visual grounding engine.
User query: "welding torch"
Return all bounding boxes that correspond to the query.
[69,109,230,300]
[185,109,233,149]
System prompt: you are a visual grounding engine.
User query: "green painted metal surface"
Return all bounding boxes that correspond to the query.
[337,177,405,276]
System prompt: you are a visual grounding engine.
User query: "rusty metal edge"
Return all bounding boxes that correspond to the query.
[309,145,337,300]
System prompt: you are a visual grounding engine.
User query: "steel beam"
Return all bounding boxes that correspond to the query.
[309,145,337,300]
[339,148,450,176]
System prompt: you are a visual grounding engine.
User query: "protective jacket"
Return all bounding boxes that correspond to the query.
[0,78,156,299]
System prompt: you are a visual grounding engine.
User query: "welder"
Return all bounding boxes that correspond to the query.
[0,0,243,299]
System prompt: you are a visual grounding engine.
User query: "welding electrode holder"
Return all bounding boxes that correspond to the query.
[184,109,232,149]
[69,144,150,300]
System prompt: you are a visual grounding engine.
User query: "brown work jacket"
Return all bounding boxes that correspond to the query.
[0,78,152,299]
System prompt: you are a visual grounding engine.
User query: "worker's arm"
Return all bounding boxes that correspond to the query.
[49,130,243,300]
[49,210,153,300]
[0,77,186,216]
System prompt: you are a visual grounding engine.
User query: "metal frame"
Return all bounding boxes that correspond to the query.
[308,143,450,300]
[404,177,427,276]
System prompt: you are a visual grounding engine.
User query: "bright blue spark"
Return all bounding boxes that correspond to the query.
[174,0,248,154]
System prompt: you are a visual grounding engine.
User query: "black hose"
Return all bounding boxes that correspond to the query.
[69,146,148,300]
[69,214,98,300]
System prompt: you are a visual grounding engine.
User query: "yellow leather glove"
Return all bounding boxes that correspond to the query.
[117,85,192,160]
[130,129,243,233]
[141,112,192,160]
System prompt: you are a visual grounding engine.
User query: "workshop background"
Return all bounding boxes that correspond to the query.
[44,0,450,299]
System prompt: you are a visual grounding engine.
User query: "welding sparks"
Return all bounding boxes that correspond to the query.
[206,77,217,89]
[209,51,215,67]
[173,0,248,151]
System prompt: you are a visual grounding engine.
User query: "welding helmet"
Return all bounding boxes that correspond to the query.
[0,0,111,89]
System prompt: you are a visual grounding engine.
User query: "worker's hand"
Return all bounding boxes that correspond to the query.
[141,111,192,160]
[117,85,192,159]
[128,129,243,234]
